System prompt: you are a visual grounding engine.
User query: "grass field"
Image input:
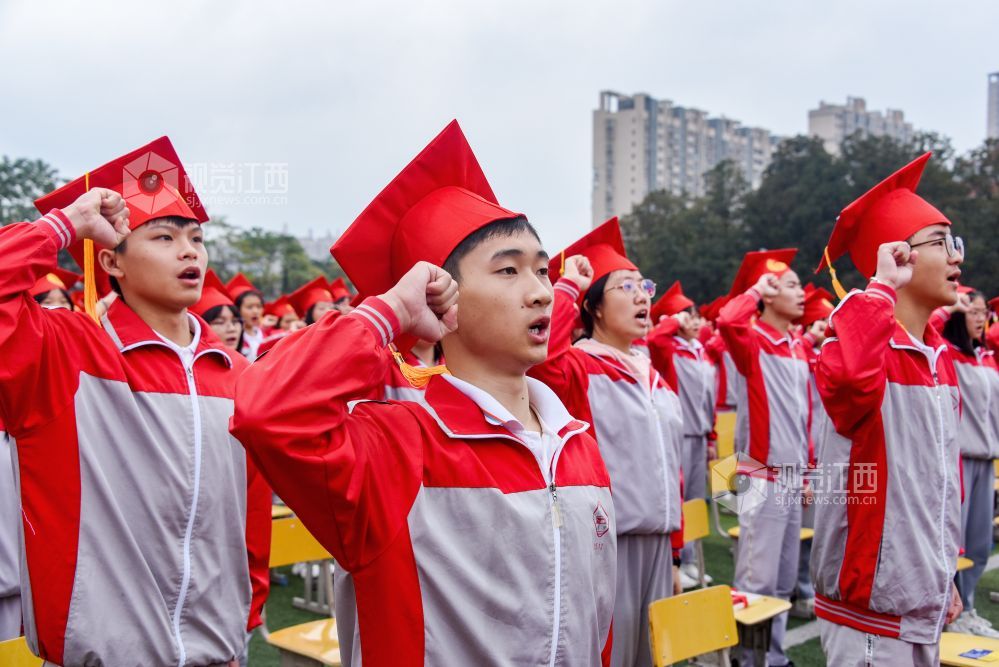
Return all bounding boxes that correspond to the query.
[250,507,999,666]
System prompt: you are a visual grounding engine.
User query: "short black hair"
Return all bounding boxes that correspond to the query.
[441,216,540,282]
[202,303,244,350]
[580,273,611,338]
[235,290,264,310]
[942,290,985,356]
[33,289,73,309]
[107,217,201,297]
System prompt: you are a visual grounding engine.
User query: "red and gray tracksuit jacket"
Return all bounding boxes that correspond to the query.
[0,215,271,667]
[529,278,684,542]
[931,310,999,460]
[230,296,616,667]
[647,318,718,440]
[811,283,962,644]
[717,289,812,471]
[0,420,17,606]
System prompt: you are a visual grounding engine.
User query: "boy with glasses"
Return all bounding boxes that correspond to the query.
[812,153,964,665]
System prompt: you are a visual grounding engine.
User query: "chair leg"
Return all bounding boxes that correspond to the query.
[323,560,336,618]
[696,540,707,589]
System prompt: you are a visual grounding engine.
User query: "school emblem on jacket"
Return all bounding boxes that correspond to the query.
[593,503,610,538]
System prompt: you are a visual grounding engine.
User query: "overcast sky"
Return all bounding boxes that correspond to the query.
[1,0,996,251]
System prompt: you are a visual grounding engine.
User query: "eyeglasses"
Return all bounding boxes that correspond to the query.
[909,233,964,259]
[605,278,656,298]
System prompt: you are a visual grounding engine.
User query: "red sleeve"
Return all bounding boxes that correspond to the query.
[528,278,590,399]
[244,454,272,630]
[929,307,950,334]
[646,317,681,393]
[230,297,425,572]
[716,289,762,378]
[815,284,896,438]
[0,215,107,434]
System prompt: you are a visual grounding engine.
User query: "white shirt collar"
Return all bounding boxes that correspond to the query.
[442,374,575,436]
[153,313,201,349]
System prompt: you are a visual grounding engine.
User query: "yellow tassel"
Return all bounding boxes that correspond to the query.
[390,345,448,388]
[82,173,100,324]
[559,250,565,277]
[823,246,848,301]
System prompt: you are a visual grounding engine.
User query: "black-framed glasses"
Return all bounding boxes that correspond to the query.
[605,278,656,298]
[909,233,964,259]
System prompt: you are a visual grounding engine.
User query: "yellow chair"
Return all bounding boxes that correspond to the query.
[956,556,974,573]
[268,618,341,667]
[265,517,340,666]
[940,631,999,666]
[648,585,738,666]
[726,526,815,541]
[682,498,711,588]
[715,411,736,461]
[272,503,294,519]
[711,457,814,544]
[0,636,43,667]
[269,517,331,568]
[708,456,736,538]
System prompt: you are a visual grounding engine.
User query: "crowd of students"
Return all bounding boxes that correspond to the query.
[0,123,996,666]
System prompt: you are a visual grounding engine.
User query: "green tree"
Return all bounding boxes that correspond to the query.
[0,156,63,225]
[742,136,850,290]
[204,220,346,298]
[952,139,999,297]
[621,160,749,304]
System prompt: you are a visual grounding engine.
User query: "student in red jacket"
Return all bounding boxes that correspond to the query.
[789,285,834,620]
[646,281,718,590]
[932,289,999,637]
[717,248,810,667]
[0,137,271,666]
[529,218,683,667]
[30,268,80,311]
[194,269,245,352]
[812,153,964,665]
[231,121,616,667]
[227,273,267,359]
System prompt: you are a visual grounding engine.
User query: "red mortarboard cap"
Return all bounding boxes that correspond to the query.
[192,269,234,317]
[699,295,730,322]
[550,217,637,302]
[818,153,950,280]
[30,268,81,298]
[34,136,208,297]
[651,280,694,321]
[728,248,798,297]
[329,277,352,302]
[225,273,259,301]
[956,283,975,295]
[331,120,521,300]
[989,296,999,312]
[289,276,334,318]
[796,286,834,327]
[264,295,297,319]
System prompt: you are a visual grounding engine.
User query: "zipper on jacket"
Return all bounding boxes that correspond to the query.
[929,357,952,633]
[545,439,573,667]
[172,361,204,666]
